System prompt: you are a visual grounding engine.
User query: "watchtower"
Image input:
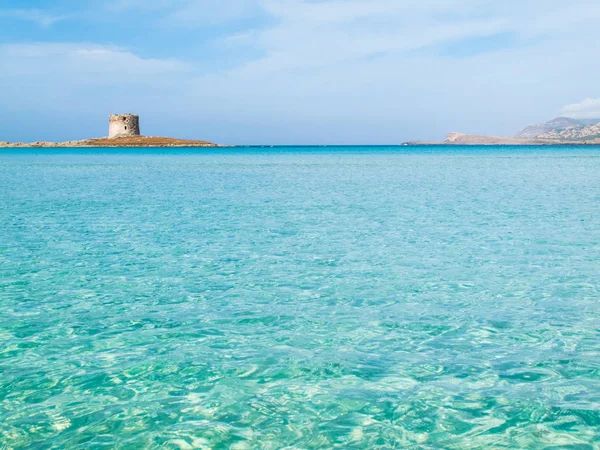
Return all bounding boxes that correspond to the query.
[109,114,140,138]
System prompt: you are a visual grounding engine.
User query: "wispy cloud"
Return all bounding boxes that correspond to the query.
[1,43,189,81]
[562,98,600,119]
[2,0,600,143]
[217,0,600,74]
[0,8,67,27]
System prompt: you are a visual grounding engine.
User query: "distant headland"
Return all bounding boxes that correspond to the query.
[405,117,600,145]
[0,113,218,148]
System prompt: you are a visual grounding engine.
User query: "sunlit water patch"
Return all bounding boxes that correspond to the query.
[1,146,599,448]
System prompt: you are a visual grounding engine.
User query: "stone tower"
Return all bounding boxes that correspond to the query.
[109,114,140,138]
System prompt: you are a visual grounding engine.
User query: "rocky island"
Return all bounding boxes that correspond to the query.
[406,117,600,145]
[0,114,218,148]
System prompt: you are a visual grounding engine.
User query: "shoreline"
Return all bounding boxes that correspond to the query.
[402,141,600,146]
[403,131,600,146]
[3,140,600,149]
[0,136,219,148]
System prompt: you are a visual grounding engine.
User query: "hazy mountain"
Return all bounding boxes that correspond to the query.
[515,117,600,139]
[535,122,600,141]
[516,117,583,139]
[406,116,600,146]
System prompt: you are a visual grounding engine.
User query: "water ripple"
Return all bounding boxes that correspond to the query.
[1,148,599,448]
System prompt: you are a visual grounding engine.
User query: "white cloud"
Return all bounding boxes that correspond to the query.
[562,98,600,119]
[1,43,188,81]
[101,0,600,73]
[0,8,67,27]
[0,43,190,119]
[220,0,600,75]
[3,0,600,143]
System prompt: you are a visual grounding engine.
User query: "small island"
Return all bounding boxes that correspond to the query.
[0,114,218,148]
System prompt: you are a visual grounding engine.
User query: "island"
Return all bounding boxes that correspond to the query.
[405,117,600,145]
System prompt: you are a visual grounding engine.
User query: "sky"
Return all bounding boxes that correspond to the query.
[1,0,600,144]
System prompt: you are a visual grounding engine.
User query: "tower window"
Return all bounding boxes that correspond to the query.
[124,126,127,130]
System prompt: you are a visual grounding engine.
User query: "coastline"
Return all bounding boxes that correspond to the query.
[0,136,219,148]
[403,132,600,146]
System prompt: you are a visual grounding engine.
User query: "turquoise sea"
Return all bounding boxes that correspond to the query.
[1,145,599,449]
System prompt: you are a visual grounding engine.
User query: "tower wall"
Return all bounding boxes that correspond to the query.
[109,114,140,138]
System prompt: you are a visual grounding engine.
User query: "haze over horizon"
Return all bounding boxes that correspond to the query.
[2,0,600,145]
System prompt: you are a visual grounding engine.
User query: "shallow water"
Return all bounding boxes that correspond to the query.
[1,146,599,448]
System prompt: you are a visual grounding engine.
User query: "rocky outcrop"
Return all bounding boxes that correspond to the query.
[536,122,600,141]
[516,117,600,140]
[411,117,600,146]
[0,136,218,148]
[515,117,584,139]
[445,132,464,143]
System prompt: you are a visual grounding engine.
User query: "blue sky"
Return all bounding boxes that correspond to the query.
[1,0,600,144]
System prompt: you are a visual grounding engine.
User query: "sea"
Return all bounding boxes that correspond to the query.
[1,145,599,449]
